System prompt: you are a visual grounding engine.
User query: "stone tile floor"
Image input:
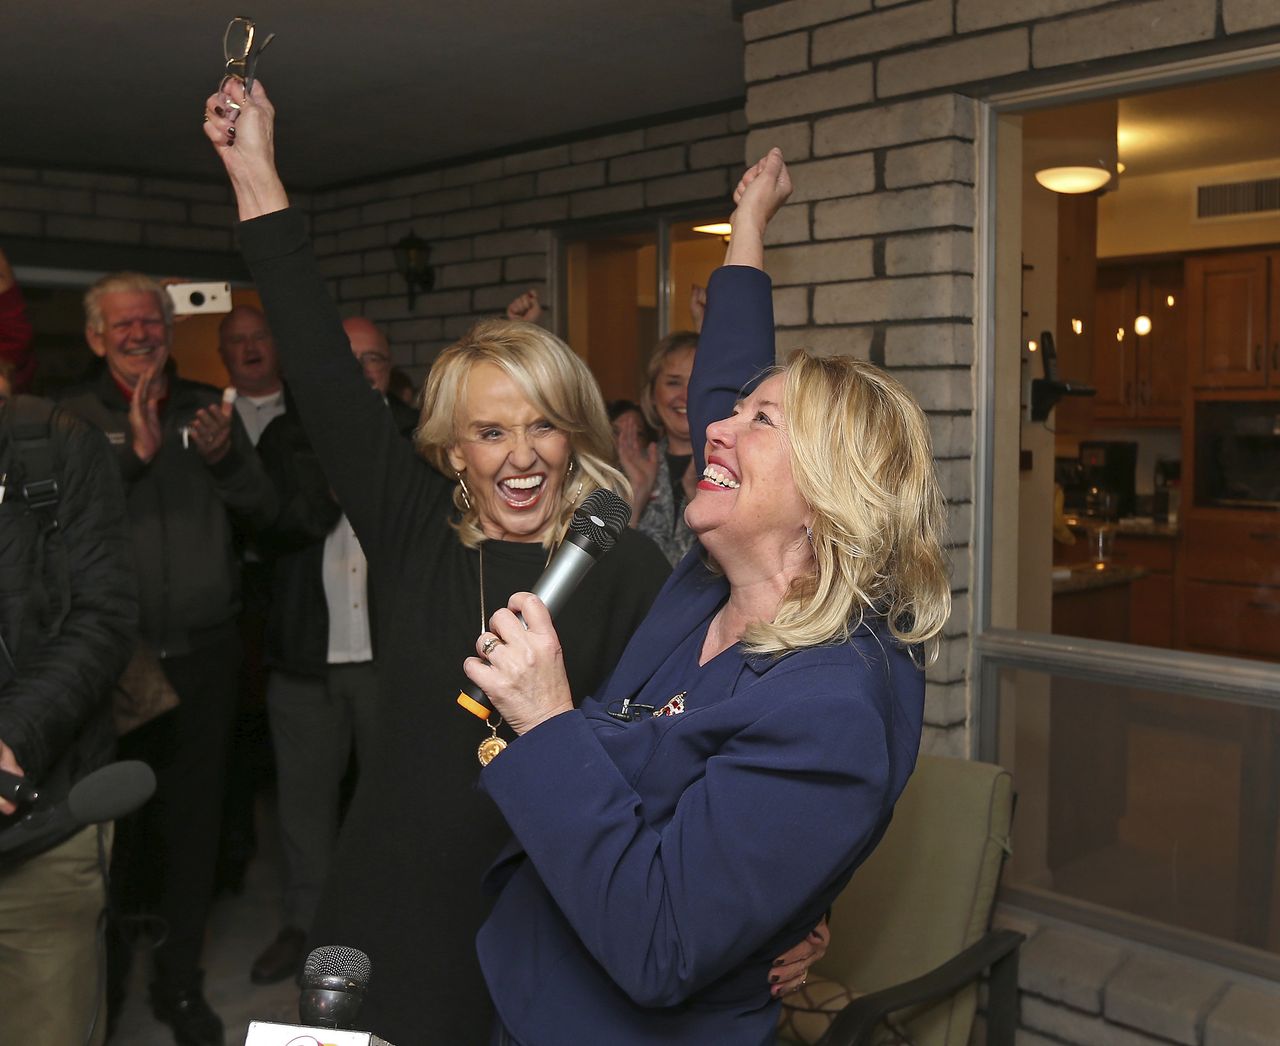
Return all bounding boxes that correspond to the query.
[111,800,301,1045]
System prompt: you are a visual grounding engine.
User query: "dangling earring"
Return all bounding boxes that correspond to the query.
[457,472,472,511]
[566,459,583,504]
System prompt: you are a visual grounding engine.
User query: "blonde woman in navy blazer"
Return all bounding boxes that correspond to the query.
[468,150,952,1046]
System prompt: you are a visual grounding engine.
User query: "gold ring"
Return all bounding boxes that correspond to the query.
[480,635,500,657]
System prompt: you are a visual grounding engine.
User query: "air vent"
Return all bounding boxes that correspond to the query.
[1196,177,1280,221]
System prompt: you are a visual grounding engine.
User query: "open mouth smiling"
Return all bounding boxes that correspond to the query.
[699,462,740,490]
[498,473,546,508]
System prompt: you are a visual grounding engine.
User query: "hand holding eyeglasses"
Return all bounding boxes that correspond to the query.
[202,18,289,221]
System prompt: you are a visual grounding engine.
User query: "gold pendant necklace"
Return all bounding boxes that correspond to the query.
[475,542,508,767]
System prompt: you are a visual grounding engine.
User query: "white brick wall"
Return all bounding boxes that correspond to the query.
[0,165,247,253]
[305,109,745,378]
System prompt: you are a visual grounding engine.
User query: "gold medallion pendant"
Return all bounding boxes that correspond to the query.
[477,734,507,767]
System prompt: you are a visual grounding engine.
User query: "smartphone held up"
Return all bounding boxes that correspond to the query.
[166,281,232,315]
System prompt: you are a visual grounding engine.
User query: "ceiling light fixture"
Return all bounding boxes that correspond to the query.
[1034,164,1113,194]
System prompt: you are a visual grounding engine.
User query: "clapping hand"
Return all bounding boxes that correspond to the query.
[615,411,658,525]
[129,357,167,463]
[189,401,233,465]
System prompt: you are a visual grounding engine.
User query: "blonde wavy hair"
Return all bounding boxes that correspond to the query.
[414,319,630,550]
[741,351,951,664]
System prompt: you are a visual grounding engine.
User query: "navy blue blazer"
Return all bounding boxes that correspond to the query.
[477,265,926,1045]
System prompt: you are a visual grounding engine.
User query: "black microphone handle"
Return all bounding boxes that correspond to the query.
[0,769,42,809]
[457,532,599,721]
[0,761,155,855]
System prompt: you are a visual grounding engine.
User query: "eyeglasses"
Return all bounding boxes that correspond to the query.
[223,16,276,96]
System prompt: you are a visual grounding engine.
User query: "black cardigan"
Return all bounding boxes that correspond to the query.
[240,208,670,1046]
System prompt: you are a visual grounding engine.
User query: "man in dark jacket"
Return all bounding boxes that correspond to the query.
[0,394,137,1046]
[60,272,277,1046]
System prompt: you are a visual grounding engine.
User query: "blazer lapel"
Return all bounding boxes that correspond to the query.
[595,549,727,702]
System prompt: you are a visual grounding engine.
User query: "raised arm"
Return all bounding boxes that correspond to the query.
[203,80,444,552]
[686,149,793,478]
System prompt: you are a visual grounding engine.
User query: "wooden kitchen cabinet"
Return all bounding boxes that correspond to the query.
[1112,533,1177,648]
[1180,515,1280,659]
[1094,261,1184,423]
[1186,250,1280,390]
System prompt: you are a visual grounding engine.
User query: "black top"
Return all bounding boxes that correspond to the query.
[239,208,670,1046]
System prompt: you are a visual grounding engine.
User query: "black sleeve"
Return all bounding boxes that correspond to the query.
[0,414,138,780]
[255,414,342,553]
[237,209,450,561]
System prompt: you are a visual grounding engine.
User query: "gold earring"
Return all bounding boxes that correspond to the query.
[457,472,472,510]
[566,460,583,503]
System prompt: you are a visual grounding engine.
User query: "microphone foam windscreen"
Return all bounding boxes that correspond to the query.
[568,488,631,554]
[66,761,156,825]
[304,946,372,991]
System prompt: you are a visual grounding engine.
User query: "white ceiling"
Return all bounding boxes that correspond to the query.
[7,2,745,189]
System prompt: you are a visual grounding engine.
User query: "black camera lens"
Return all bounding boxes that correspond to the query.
[189,291,207,306]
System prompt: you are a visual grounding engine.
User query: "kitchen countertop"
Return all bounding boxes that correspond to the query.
[1052,562,1150,595]
[1062,515,1180,538]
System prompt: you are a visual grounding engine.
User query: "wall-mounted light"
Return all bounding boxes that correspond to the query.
[1034,163,1113,194]
[1134,315,1152,336]
[1071,318,1084,335]
[1166,294,1176,307]
[1027,339,1038,353]
[692,222,732,236]
[1116,327,1125,342]
[393,230,435,310]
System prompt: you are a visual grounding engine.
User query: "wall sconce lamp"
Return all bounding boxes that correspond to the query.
[393,230,435,310]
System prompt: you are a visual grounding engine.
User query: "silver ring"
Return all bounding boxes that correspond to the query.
[480,635,500,657]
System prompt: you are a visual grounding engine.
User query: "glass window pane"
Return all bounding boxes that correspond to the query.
[998,665,1280,955]
[1008,71,1280,664]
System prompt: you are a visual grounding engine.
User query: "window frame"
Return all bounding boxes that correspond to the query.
[973,41,1280,978]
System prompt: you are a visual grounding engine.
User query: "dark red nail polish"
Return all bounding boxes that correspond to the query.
[214,106,225,117]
